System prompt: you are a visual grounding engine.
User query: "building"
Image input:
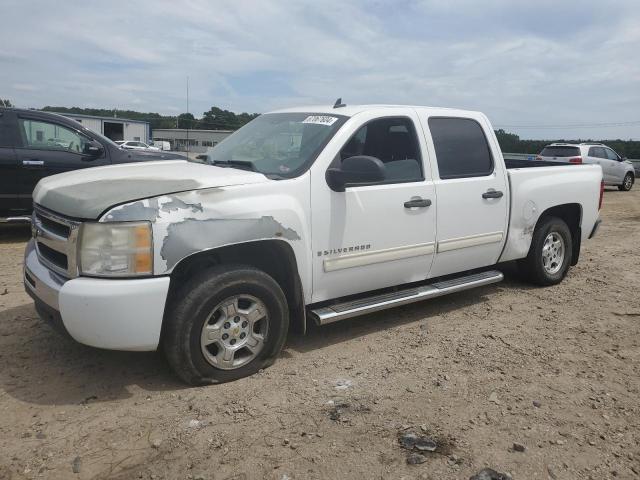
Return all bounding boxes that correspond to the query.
[56,112,151,143]
[152,128,234,153]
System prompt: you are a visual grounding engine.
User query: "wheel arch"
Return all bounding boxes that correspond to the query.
[163,240,306,338]
[533,203,582,265]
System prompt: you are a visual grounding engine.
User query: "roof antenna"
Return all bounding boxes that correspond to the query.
[333,98,346,108]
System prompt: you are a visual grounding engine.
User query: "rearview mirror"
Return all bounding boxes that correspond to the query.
[326,155,386,192]
[83,140,104,158]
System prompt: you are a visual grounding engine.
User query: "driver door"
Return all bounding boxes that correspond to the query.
[14,116,109,208]
[310,109,437,303]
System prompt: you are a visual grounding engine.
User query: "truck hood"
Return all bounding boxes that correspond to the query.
[33,160,269,219]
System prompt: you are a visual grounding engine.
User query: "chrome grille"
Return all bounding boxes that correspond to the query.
[32,205,81,278]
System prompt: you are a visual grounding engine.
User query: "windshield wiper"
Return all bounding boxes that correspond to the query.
[212,160,257,172]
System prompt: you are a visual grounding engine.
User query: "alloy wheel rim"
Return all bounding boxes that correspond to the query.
[625,175,632,189]
[200,294,268,370]
[541,231,565,275]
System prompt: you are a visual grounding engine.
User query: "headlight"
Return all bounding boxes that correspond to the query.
[79,222,153,277]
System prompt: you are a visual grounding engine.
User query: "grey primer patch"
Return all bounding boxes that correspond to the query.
[161,216,301,270]
[38,178,201,219]
[107,198,160,222]
[160,198,203,215]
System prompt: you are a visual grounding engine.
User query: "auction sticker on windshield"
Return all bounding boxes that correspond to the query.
[302,115,339,126]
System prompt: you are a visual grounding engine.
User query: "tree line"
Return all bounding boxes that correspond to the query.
[3,99,639,158]
[495,129,640,159]
[40,106,259,131]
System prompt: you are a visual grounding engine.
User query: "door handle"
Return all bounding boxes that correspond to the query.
[22,159,45,167]
[482,190,503,199]
[404,198,432,208]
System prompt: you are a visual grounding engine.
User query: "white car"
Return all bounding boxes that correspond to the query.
[538,143,634,191]
[115,140,160,151]
[25,104,603,384]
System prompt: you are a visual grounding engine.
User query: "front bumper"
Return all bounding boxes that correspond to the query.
[24,240,170,351]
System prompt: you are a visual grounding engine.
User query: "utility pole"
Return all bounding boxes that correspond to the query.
[186,76,190,155]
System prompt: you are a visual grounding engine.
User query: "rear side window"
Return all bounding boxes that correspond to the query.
[428,117,493,179]
[541,146,581,157]
[588,147,606,159]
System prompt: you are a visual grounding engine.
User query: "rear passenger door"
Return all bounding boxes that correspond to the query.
[422,115,509,278]
[587,147,612,183]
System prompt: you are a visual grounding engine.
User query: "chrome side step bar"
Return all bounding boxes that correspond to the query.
[309,270,504,325]
[0,216,31,224]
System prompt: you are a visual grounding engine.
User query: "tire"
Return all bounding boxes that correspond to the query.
[163,264,289,385]
[618,173,634,191]
[518,216,573,286]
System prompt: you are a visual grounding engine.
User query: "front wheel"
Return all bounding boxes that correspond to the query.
[618,173,634,191]
[163,265,289,385]
[518,216,573,286]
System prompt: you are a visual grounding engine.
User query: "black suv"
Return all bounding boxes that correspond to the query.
[0,108,183,221]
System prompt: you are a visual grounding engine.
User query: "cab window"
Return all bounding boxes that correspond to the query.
[340,117,423,183]
[428,117,493,179]
[18,118,90,153]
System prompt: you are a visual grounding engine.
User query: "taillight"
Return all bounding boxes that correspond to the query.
[599,180,604,210]
[569,157,582,164]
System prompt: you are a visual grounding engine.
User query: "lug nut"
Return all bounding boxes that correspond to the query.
[241,321,248,328]
[224,322,230,329]
[222,333,229,340]
[234,316,240,322]
[240,332,246,339]
[230,339,236,345]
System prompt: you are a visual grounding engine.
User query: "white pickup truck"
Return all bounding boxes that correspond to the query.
[24,104,603,384]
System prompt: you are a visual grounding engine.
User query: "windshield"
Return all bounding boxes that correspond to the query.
[205,112,347,178]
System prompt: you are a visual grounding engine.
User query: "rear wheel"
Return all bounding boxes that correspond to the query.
[619,173,634,191]
[519,216,572,286]
[163,265,289,385]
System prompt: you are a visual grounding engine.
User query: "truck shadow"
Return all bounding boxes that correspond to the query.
[287,263,533,354]
[0,265,534,405]
[0,303,185,406]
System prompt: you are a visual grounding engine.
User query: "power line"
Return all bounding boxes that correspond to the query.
[495,120,640,129]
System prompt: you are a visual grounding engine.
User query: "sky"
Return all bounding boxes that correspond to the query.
[1,0,639,140]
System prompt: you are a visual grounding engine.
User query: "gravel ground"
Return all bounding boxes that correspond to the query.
[0,187,639,480]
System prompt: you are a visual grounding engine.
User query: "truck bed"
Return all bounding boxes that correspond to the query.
[499,163,602,263]
[505,158,577,169]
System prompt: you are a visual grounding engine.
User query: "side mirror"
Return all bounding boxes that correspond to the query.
[83,140,104,158]
[326,155,386,192]
[621,156,628,162]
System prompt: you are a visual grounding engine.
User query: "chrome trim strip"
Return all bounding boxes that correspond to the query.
[310,270,503,325]
[24,240,66,310]
[437,231,504,253]
[323,242,436,272]
[0,216,31,223]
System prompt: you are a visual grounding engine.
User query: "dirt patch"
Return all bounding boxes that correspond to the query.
[1,188,640,479]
